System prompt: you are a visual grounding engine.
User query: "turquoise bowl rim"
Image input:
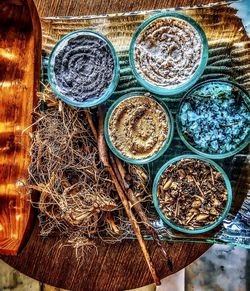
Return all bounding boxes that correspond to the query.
[104,92,174,165]
[48,29,120,108]
[176,79,250,159]
[152,154,233,234]
[129,12,208,96]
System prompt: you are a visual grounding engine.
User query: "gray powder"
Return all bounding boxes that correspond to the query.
[53,34,114,102]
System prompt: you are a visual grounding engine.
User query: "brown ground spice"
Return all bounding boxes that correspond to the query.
[108,95,169,160]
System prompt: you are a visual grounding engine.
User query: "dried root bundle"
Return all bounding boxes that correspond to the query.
[28,86,150,251]
[28,85,174,284]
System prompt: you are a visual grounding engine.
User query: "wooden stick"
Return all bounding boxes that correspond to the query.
[97,105,161,286]
[113,156,173,271]
[113,156,151,226]
[114,156,129,189]
[84,110,98,141]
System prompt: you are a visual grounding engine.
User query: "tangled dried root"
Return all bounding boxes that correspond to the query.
[28,85,150,254]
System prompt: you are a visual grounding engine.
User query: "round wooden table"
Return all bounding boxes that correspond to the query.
[3,222,210,290]
[2,0,214,290]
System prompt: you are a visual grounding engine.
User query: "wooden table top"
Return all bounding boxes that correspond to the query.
[2,1,213,290]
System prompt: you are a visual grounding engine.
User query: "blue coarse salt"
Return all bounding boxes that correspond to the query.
[179,82,250,155]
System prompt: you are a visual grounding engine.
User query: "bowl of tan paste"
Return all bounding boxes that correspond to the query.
[129,12,208,96]
[104,92,174,164]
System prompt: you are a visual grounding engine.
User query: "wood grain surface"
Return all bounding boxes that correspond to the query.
[3,221,210,291]
[1,0,235,290]
[35,0,221,17]
[0,0,41,255]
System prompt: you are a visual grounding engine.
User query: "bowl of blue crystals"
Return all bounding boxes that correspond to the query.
[176,80,250,159]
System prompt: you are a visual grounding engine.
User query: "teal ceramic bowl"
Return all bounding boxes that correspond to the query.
[129,12,208,96]
[176,80,250,159]
[48,30,120,108]
[152,154,233,234]
[104,92,174,164]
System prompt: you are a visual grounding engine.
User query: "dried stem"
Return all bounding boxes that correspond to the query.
[84,109,98,141]
[210,167,215,186]
[114,157,130,189]
[97,105,161,286]
[192,176,204,197]
[113,156,173,271]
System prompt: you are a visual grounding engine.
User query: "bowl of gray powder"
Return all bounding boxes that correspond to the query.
[48,30,120,107]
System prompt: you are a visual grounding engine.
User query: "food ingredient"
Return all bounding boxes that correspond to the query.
[179,82,250,154]
[157,158,227,229]
[52,32,114,102]
[108,94,169,160]
[28,85,151,255]
[134,17,202,88]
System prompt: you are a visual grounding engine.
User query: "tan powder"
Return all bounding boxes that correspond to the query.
[108,95,169,160]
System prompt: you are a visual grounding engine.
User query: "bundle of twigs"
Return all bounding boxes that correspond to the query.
[28,86,151,247]
[28,85,172,285]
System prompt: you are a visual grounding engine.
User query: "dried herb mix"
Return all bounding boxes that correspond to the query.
[134,17,202,88]
[108,95,169,160]
[157,158,228,229]
[180,82,250,154]
[53,32,114,102]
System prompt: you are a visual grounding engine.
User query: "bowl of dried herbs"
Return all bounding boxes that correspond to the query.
[152,155,232,234]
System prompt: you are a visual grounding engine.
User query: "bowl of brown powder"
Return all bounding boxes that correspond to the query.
[105,92,174,164]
